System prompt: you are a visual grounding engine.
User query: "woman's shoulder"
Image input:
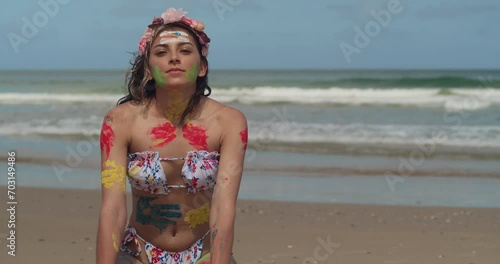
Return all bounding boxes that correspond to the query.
[204,98,247,124]
[103,101,140,126]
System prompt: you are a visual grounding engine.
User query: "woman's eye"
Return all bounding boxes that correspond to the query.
[181,50,191,54]
[156,51,166,55]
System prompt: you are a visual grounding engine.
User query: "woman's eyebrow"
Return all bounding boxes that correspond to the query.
[153,44,167,49]
[153,42,194,49]
[178,42,194,47]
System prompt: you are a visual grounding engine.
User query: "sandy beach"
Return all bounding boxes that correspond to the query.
[0,186,498,264]
[2,0,500,262]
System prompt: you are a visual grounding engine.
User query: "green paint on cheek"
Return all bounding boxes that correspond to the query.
[153,66,167,87]
[184,62,199,84]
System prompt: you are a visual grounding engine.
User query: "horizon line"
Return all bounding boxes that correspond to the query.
[1,67,500,71]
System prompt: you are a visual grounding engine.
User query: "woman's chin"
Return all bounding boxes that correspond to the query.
[163,80,192,88]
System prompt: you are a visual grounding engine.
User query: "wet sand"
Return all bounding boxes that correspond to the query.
[0,186,499,264]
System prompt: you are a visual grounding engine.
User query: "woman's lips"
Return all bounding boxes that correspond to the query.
[167,69,184,74]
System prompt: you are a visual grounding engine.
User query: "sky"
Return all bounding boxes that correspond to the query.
[1,0,499,70]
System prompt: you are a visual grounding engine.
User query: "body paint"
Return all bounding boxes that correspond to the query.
[196,254,211,264]
[128,164,140,177]
[239,127,248,151]
[101,160,126,191]
[148,121,177,148]
[182,123,209,150]
[210,227,218,253]
[184,62,199,84]
[159,31,191,45]
[210,228,218,247]
[136,196,182,233]
[100,117,115,159]
[164,88,190,122]
[112,232,119,252]
[153,65,168,87]
[184,203,210,229]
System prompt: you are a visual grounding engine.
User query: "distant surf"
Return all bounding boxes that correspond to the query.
[1,87,499,111]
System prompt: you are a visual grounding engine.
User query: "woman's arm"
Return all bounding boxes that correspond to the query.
[96,106,130,264]
[210,107,248,264]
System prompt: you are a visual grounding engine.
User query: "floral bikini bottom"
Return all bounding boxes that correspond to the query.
[120,225,211,264]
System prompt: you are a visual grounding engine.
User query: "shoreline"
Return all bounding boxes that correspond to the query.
[3,185,500,210]
[0,187,499,263]
[2,169,500,208]
[1,156,499,180]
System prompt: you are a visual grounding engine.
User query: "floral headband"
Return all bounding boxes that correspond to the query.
[138,8,211,57]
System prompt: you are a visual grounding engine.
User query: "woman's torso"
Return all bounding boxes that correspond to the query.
[124,97,226,252]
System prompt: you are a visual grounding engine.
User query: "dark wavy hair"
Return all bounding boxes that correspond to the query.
[117,22,211,126]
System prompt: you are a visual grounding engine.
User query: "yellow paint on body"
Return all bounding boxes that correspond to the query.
[112,232,119,252]
[101,160,126,191]
[165,88,190,122]
[147,175,155,184]
[128,164,140,176]
[184,203,210,229]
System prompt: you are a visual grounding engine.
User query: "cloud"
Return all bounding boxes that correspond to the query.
[415,1,499,20]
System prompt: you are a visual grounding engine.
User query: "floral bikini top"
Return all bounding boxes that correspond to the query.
[127,150,220,194]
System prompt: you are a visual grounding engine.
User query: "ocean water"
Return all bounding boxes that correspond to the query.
[1,69,500,207]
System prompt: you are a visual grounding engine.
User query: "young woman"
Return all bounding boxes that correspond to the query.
[96,8,247,264]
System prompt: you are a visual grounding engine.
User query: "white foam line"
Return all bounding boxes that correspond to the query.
[1,88,500,110]
[2,120,500,149]
[0,93,121,104]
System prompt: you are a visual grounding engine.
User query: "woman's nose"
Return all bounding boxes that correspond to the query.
[169,52,180,64]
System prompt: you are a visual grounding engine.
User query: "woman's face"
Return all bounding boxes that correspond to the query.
[147,27,206,88]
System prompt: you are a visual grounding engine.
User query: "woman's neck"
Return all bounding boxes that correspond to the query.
[153,85,197,125]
